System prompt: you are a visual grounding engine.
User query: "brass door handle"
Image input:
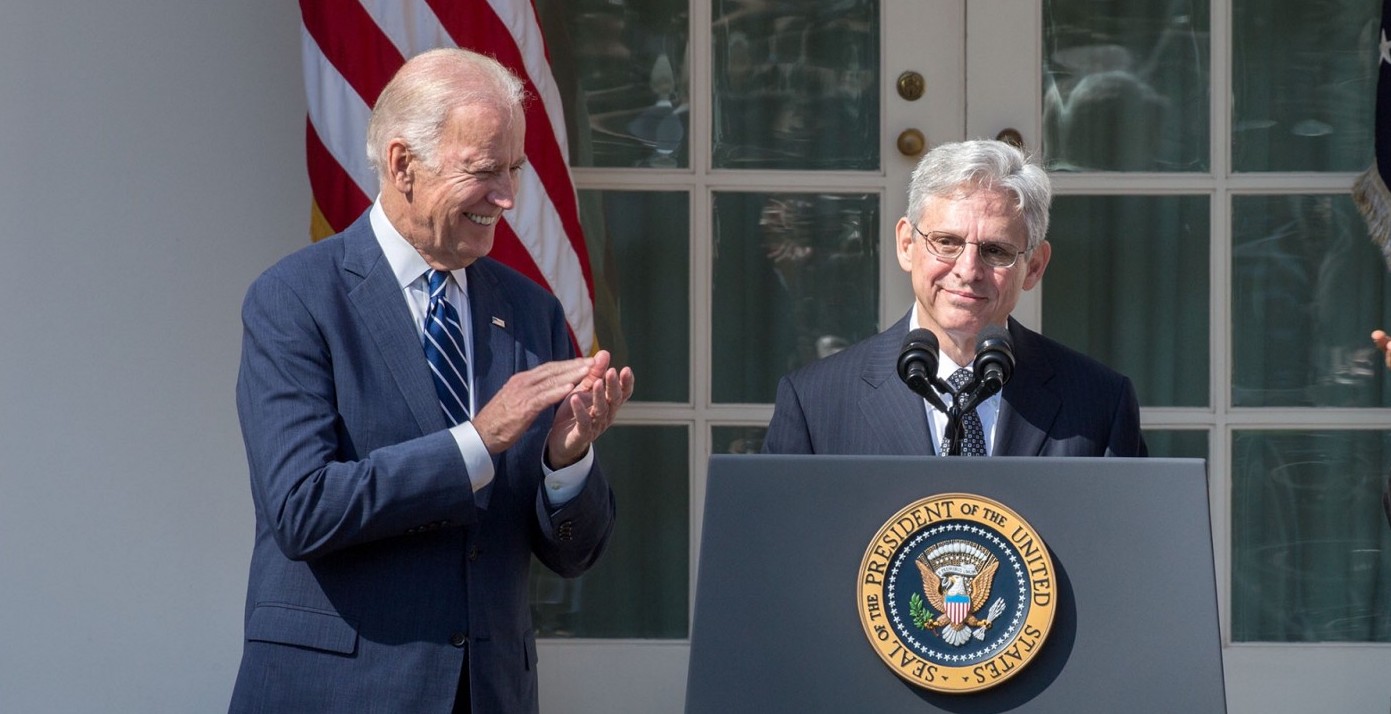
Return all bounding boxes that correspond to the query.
[995,128,1024,150]
[897,128,925,157]
[896,71,925,101]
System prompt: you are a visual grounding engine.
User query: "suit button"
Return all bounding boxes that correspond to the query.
[450,632,467,648]
[468,546,479,561]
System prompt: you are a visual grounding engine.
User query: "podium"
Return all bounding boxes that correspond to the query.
[686,455,1226,713]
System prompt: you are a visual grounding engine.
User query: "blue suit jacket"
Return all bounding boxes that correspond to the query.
[763,314,1147,457]
[230,213,615,713]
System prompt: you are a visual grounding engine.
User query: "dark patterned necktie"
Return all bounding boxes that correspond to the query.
[946,367,987,456]
[422,269,471,425]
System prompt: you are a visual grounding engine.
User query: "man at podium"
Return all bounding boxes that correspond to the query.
[763,139,1146,458]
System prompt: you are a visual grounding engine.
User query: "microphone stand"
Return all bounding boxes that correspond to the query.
[941,399,965,456]
[942,378,999,456]
[895,332,992,457]
[900,324,1013,457]
[936,378,973,457]
[905,374,968,457]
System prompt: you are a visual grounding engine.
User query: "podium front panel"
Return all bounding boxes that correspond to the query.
[685,455,1225,713]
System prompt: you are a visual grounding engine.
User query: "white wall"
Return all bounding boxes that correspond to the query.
[0,2,306,711]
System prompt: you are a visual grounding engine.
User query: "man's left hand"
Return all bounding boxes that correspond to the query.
[546,350,636,468]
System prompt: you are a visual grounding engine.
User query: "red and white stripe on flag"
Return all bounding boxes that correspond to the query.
[298,0,596,354]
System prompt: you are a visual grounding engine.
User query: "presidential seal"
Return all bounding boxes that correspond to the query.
[856,493,1056,694]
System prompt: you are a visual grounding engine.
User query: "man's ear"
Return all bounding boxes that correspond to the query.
[895,216,916,273]
[385,139,414,194]
[1022,240,1051,290]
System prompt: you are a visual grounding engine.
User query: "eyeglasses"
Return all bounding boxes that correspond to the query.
[910,224,1031,269]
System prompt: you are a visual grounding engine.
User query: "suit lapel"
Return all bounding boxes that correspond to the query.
[464,261,517,407]
[994,318,1059,456]
[859,315,936,456]
[340,218,448,435]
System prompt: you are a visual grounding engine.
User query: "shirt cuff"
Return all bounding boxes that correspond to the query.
[542,447,593,506]
[449,421,495,493]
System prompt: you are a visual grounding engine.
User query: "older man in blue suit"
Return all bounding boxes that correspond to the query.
[764,139,1145,458]
[230,48,633,713]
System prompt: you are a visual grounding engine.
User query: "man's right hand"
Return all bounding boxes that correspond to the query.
[472,357,594,455]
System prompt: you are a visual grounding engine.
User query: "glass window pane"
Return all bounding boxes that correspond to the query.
[1041,0,1209,172]
[1044,195,1209,407]
[1232,430,1391,642]
[1231,195,1391,407]
[531,425,689,638]
[1143,429,1208,460]
[711,0,879,170]
[712,425,768,455]
[579,190,689,403]
[711,193,880,404]
[536,0,691,168]
[1231,0,1377,172]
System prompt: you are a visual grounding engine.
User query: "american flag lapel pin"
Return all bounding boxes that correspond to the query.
[491,316,506,328]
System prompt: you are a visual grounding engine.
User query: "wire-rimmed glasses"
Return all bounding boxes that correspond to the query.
[910,224,1031,269]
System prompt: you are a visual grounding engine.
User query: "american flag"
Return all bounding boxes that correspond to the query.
[298,0,596,353]
[1355,0,1391,270]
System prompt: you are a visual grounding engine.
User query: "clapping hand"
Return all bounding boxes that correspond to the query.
[546,350,635,468]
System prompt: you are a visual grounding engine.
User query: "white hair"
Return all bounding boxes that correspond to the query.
[906,139,1053,250]
[365,47,526,178]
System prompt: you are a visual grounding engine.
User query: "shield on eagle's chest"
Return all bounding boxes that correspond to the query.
[945,592,970,626]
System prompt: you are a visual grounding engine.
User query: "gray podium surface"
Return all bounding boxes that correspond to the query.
[686,455,1226,713]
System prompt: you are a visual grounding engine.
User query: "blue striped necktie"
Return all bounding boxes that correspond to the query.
[422,269,471,425]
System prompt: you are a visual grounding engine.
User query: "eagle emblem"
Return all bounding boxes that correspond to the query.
[913,539,1007,646]
[858,493,1056,692]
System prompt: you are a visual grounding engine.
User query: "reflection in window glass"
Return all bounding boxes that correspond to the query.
[1232,0,1377,172]
[536,0,690,168]
[711,193,879,404]
[579,190,689,403]
[531,425,689,638]
[1044,196,1209,407]
[1041,0,1209,171]
[1143,430,1208,461]
[712,0,879,170]
[1231,195,1391,407]
[712,426,768,455]
[1232,430,1391,642]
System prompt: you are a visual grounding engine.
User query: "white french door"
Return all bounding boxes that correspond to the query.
[536,2,1391,712]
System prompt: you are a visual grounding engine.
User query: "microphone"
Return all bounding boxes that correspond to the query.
[897,328,947,412]
[971,324,1015,399]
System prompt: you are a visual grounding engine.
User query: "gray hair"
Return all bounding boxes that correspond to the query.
[366,47,526,178]
[905,139,1052,250]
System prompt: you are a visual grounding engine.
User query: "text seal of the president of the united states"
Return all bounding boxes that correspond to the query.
[857,493,1056,693]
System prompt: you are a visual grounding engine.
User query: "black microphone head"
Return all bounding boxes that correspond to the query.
[973,324,1015,387]
[897,328,939,392]
[974,324,1012,354]
[903,328,939,356]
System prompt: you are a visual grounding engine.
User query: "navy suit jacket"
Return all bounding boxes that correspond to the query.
[230,213,615,713]
[763,314,1147,457]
